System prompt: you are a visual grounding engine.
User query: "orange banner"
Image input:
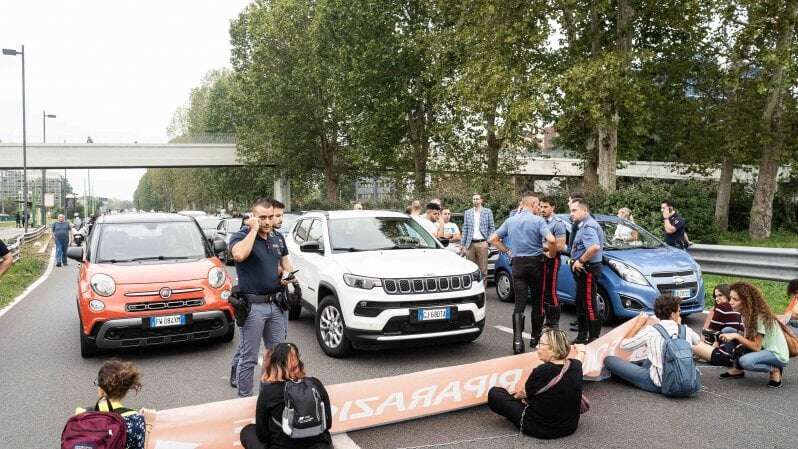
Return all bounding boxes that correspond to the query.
[145,319,642,449]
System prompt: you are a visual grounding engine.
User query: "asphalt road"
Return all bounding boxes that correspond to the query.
[1,263,797,449]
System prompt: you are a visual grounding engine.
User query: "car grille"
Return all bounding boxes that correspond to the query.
[650,270,699,300]
[354,294,486,317]
[383,275,473,295]
[126,299,205,312]
[381,311,477,334]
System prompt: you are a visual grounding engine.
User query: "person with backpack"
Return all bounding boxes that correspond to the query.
[488,329,586,439]
[717,282,789,388]
[604,294,701,396]
[240,343,332,449]
[63,360,145,449]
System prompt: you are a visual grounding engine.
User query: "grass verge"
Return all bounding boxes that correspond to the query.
[717,230,798,249]
[702,273,790,313]
[0,241,49,310]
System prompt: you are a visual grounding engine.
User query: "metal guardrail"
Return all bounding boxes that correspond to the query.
[6,226,48,262]
[689,244,798,282]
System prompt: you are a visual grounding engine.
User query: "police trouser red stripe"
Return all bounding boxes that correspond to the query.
[575,265,600,322]
[542,257,560,308]
[585,271,595,321]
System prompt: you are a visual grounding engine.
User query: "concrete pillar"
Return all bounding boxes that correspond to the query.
[273,172,291,212]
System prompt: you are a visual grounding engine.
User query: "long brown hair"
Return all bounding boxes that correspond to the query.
[730,282,779,339]
[261,343,306,383]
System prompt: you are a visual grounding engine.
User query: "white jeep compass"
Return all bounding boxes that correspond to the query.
[287,210,486,357]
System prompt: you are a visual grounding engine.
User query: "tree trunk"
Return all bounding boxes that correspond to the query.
[583,132,599,193]
[597,110,619,192]
[486,108,500,180]
[748,0,797,239]
[408,100,429,196]
[320,135,339,203]
[714,156,734,231]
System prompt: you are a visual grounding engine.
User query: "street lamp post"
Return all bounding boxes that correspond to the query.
[42,111,56,225]
[3,45,28,233]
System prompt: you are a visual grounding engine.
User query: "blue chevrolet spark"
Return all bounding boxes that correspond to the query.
[492,214,705,322]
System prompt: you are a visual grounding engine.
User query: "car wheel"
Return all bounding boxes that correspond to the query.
[597,287,615,325]
[316,296,352,358]
[288,302,302,321]
[495,270,514,303]
[79,322,99,358]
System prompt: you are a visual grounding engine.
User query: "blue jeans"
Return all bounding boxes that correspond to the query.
[720,327,788,373]
[234,302,288,397]
[55,239,68,265]
[604,356,661,394]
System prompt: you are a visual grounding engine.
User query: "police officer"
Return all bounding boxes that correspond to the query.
[568,199,604,344]
[229,198,295,398]
[661,199,689,249]
[539,197,567,329]
[489,192,556,354]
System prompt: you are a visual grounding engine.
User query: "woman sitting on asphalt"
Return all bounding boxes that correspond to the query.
[488,328,585,439]
[716,282,789,388]
[240,343,332,449]
[75,359,146,449]
[786,279,798,335]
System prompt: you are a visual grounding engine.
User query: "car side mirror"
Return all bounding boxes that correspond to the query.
[216,230,227,237]
[66,246,84,262]
[213,239,227,254]
[439,238,450,247]
[300,241,323,254]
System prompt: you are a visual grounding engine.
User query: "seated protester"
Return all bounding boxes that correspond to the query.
[75,359,145,449]
[488,329,585,439]
[717,282,789,388]
[240,343,332,449]
[787,279,798,335]
[702,284,744,339]
[604,294,700,394]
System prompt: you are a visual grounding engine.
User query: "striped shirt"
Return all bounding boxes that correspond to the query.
[620,320,700,387]
[707,302,744,332]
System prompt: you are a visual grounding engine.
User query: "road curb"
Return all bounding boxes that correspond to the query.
[0,248,56,320]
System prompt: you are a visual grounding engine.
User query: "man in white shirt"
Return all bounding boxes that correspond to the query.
[604,294,700,394]
[416,202,443,238]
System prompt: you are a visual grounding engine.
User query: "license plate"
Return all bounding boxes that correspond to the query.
[149,314,185,328]
[672,288,691,298]
[417,307,451,321]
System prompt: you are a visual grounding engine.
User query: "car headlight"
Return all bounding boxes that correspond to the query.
[90,274,116,297]
[343,274,381,289]
[208,267,226,289]
[607,259,649,286]
[471,270,482,283]
[88,299,105,312]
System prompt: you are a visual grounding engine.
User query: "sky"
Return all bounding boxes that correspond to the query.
[0,0,251,200]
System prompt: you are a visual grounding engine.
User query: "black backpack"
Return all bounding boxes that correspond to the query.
[274,378,328,438]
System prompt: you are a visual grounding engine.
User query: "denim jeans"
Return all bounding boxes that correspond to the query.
[54,239,68,265]
[720,327,788,373]
[234,302,288,397]
[604,356,661,394]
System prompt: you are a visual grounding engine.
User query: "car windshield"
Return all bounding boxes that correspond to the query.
[96,222,207,262]
[600,219,663,250]
[195,217,223,230]
[328,217,439,252]
[281,214,299,234]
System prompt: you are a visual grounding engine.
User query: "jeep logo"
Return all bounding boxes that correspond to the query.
[159,287,172,299]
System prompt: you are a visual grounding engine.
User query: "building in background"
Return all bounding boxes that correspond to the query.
[0,170,65,214]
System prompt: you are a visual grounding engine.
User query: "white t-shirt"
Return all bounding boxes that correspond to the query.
[416,216,438,236]
[472,209,484,240]
[613,224,634,241]
[620,319,700,387]
[443,222,459,237]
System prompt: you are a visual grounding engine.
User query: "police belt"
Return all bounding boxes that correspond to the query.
[242,292,282,304]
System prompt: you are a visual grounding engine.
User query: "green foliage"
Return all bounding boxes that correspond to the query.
[0,250,46,309]
[702,274,789,313]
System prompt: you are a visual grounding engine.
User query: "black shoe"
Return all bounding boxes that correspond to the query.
[719,371,745,379]
[56,263,62,267]
[528,337,539,349]
[512,313,525,355]
[572,337,589,345]
[230,366,237,388]
[768,379,783,388]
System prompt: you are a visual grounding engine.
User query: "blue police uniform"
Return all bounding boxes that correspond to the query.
[570,215,605,342]
[228,225,289,397]
[495,210,552,353]
[541,216,567,328]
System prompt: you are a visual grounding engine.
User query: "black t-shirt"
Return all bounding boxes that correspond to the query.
[230,227,288,294]
[665,214,687,247]
[255,378,333,449]
[0,240,8,257]
[523,360,583,439]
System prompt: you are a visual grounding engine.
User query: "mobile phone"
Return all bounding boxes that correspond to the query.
[282,269,300,280]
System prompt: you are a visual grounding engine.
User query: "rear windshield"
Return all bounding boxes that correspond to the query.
[95,222,207,263]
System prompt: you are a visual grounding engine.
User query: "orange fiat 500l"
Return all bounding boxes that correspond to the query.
[68,213,235,358]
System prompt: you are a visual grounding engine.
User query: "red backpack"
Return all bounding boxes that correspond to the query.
[61,398,129,449]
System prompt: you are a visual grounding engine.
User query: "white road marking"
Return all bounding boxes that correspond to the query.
[493,325,532,340]
[0,248,55,320]
[332,433,362,449]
